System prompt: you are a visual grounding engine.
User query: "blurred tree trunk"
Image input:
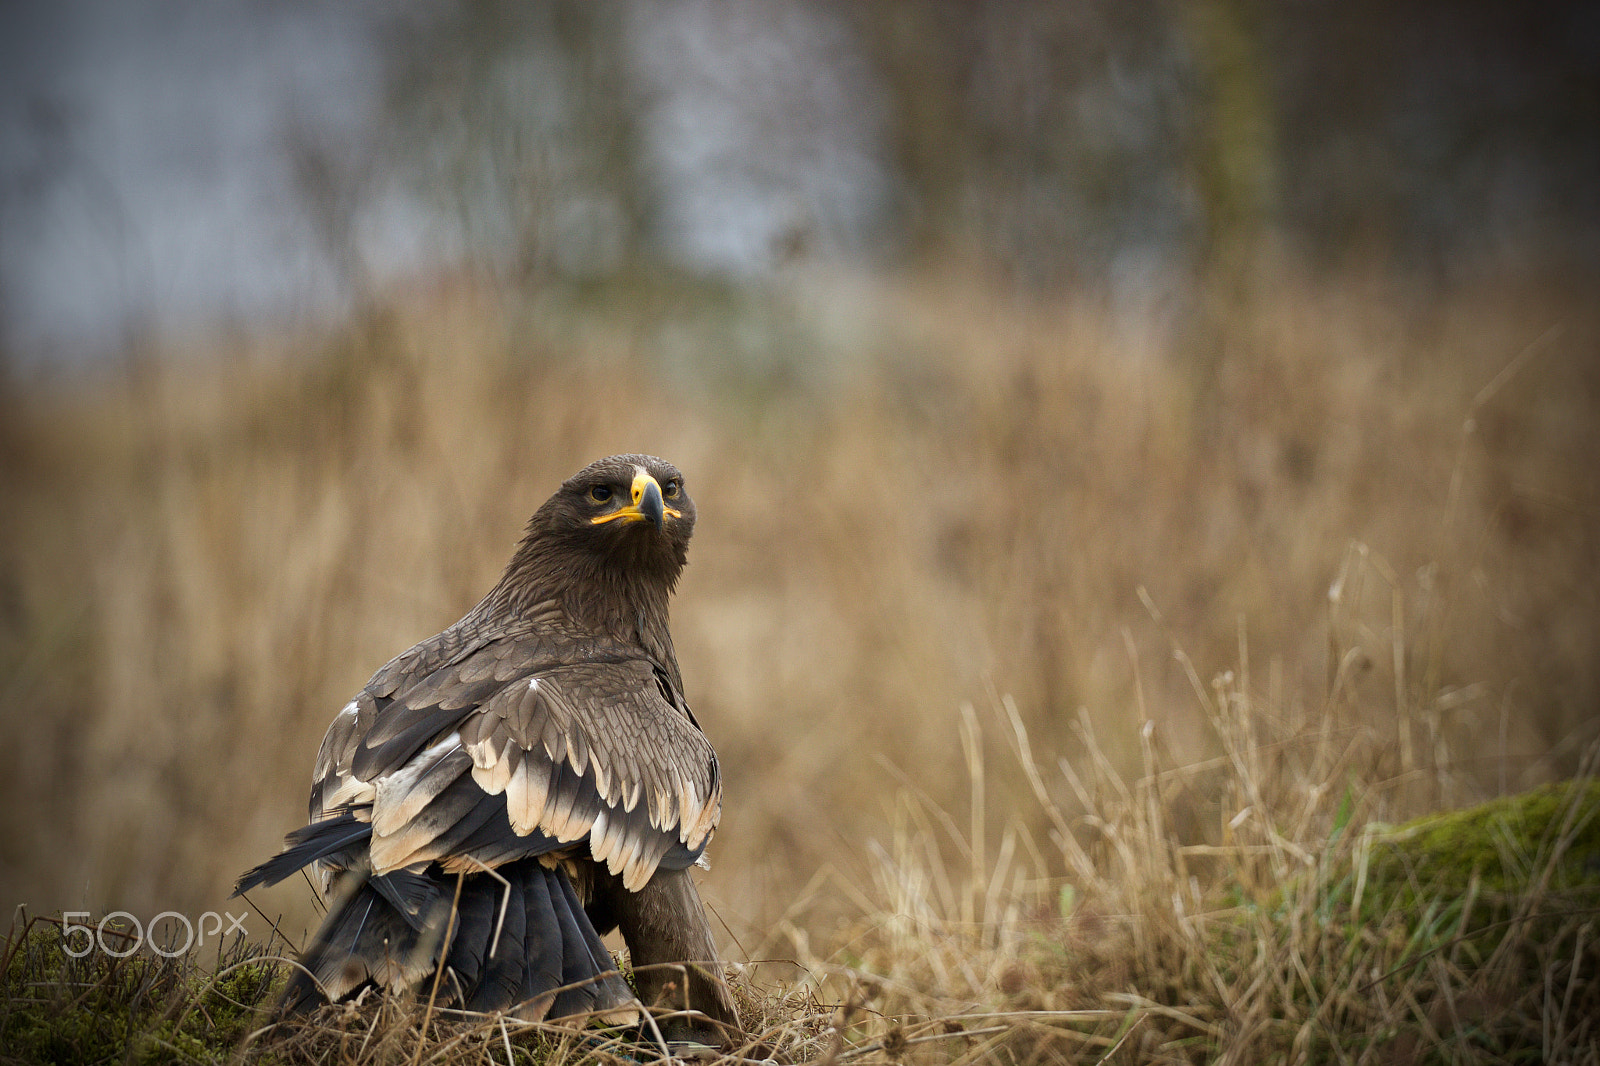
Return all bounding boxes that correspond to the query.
[854,3,980,263]
[1182,0,1279,400]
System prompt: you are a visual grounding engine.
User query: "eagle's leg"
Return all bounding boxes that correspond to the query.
[589,869,741,1046]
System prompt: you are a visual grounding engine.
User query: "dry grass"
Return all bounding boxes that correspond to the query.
[4,687,1596,1063]
[779,684,1600,1064]
[1,262,1597,1061]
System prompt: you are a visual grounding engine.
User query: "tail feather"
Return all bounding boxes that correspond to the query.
[549,868,636,1023]
[366,868,443,929]
[285,869,450,1008]
[508,866,564,1019]
[437,876,496,993]
[266,857,634,1024]
[233,812,372,896]
[547,868,601,1020]
[464,872,527,1012]
[240,814,639,1025]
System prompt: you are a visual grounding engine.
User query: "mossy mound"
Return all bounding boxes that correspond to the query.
[1358,779,1600,918]
[0,919,283,1064]
[1319,779,1600,1062]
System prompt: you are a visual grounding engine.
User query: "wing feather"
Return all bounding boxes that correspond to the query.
[565,727,589,778]
[370,735,466,822]
[615,821,648,889]
[502,678,545,748]
[310,649,719,892]
[539,713,567,765]
[589,743,612,804]
[468,735,517,796]
[506,757,555,836]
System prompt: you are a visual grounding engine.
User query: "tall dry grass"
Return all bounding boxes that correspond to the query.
[746,683,1600,1063]
[1,264,1596,1044]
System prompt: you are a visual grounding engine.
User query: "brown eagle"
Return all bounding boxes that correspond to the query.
[235,454,739,1041]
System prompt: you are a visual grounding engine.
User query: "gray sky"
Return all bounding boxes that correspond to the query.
[0,0,403,361]
[0,0,894,364]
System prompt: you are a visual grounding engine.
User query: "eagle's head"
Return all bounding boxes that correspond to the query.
[552,453,695,572]
[499,454,696,618]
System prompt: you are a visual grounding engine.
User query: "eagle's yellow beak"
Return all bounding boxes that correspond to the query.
[590,470,683,529]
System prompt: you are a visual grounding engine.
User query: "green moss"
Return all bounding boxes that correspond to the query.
[1214,781,1600,1063]
[1,919,285,1065]
[1360,779,1600,915]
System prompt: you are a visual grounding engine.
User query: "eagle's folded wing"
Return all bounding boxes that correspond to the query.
[309,642,720,893]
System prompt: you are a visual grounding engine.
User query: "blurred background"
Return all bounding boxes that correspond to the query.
[1,0,1597,963]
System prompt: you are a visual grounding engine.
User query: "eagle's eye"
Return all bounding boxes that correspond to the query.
[663,479,681,499]
[588,485,613,503]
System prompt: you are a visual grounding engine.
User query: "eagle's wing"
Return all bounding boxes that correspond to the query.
[310,637,720,893]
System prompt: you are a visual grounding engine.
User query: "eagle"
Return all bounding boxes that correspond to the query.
[235,454,739,1042]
